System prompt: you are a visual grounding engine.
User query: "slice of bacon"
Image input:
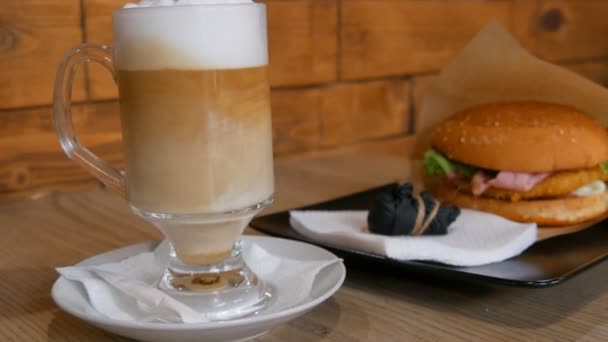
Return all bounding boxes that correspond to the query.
[471,171,551,196]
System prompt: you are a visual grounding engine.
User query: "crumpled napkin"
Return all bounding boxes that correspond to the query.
[289,209,537,267]
[57,240,340,323]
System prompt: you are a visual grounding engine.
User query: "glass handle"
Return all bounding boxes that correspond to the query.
[53,44,125,196]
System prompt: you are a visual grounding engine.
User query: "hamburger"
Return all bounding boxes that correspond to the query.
[423,101,608,226]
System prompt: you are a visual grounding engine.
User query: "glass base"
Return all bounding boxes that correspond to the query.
[159,241,272,321]
[132,196,275,322]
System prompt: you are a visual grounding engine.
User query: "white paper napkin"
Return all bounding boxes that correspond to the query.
[289,209,537,267]
[57,240,340,324]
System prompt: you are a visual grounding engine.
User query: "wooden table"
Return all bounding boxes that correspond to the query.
[2,155,608,341]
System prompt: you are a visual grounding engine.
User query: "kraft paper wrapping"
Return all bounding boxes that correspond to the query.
[413,21,608,159]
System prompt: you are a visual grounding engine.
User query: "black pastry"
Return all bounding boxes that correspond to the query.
[367,184,460,236]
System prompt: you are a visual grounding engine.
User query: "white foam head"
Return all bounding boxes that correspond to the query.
[112,1,267,70]
[124,0,253,8]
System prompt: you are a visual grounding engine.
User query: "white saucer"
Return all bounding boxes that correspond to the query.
[51,236,345,342]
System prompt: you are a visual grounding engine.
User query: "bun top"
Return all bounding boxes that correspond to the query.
[430,102,608,172]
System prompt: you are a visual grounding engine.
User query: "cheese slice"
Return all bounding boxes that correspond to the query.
[572,180,606,197]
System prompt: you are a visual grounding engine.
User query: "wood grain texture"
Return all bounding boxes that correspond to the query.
[0,102,122,196]
[513,0,608,62]
[340,0,511,80]
[266,0,338,87]
[82,0,124,100]
[321,79,410,146]
[271,88,321,155]
[2,156,608,341]
[0,0,86,109]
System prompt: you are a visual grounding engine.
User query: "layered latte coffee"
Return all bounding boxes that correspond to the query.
[113,4,274,264]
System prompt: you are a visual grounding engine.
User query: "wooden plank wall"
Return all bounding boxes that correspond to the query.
[2,0,608,200]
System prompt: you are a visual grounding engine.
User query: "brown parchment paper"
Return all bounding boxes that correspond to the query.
[413,21,608,160]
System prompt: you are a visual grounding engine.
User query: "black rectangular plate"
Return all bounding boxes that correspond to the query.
[251,184,608,288]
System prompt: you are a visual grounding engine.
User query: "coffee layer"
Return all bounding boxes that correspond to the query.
[119,66,274,214]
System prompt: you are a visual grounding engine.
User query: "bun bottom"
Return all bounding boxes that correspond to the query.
[426,180,608,226]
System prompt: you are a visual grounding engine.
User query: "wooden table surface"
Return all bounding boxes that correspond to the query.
[2,155,608,341]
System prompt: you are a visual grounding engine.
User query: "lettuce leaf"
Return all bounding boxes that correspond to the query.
[424,149,453,176]
[423,149,478,178]
[600,161,608,174]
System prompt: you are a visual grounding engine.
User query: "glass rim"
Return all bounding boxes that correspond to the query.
[113,2,264,16]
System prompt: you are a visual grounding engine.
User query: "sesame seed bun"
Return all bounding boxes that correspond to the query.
[426,177,608,226]
[430,102,608,172]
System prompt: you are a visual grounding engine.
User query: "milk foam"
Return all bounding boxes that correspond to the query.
[124,0,252,8]
[113,1,267,70]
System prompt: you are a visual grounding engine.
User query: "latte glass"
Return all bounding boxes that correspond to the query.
[53,3,274,320]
